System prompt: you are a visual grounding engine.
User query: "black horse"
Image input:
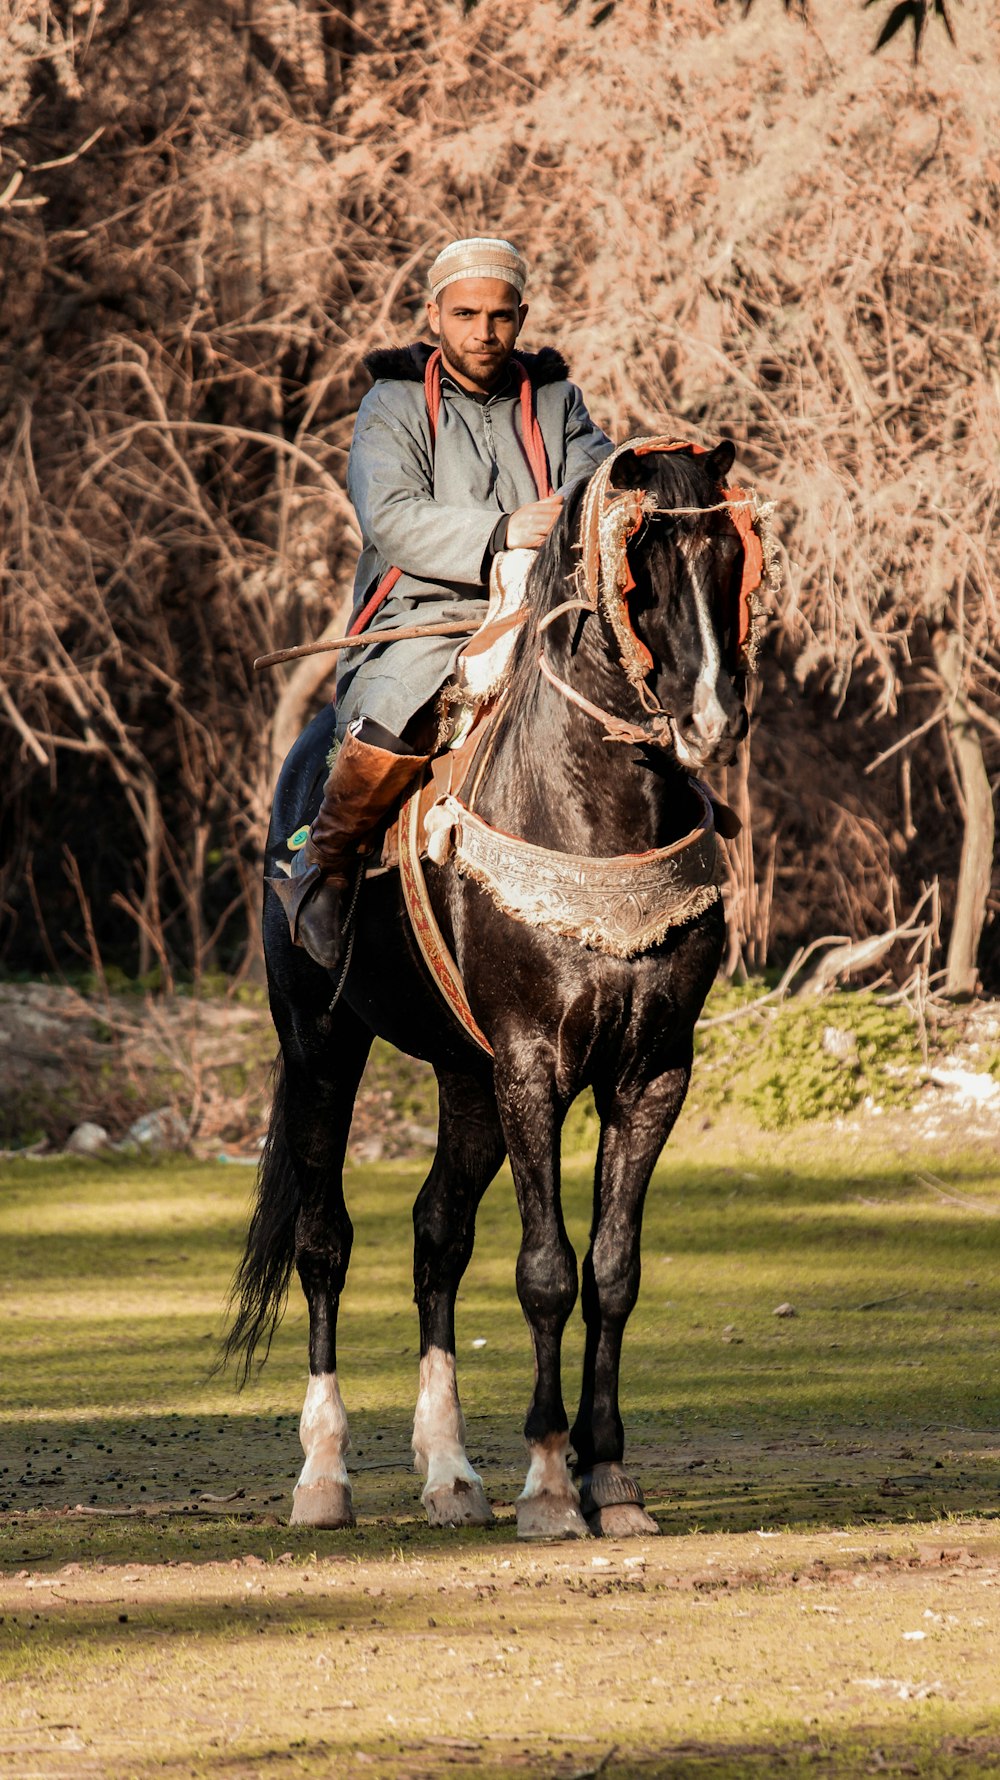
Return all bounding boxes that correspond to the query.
[226,437,757,1539]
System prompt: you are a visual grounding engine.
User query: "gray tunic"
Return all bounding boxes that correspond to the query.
[335,346,613,739]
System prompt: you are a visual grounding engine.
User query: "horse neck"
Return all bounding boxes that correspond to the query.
[474,585,701,857]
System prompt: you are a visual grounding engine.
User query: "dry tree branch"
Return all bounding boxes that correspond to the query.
[2,0,997,991]
[864,704,946,773]
[0,676,51,767]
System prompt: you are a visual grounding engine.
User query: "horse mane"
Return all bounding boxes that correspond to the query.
[488,482,588,740]
[500,446,725,728]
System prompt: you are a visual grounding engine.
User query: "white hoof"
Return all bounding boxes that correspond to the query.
[516,1492,591,1541]
[424,1477,495,1528]
[289,1482,355,1529]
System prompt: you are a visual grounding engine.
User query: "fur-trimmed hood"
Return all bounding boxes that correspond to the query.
[363,342,571,388]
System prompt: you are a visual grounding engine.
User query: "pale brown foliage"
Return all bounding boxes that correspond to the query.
[1,0,998,984]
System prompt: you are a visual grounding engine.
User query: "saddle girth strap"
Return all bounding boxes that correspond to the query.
[398,770,494,1057]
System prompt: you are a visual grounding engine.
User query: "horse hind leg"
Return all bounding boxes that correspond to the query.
[411,1069,505,1528]
[284,1010,372,1529]
[291,1165,357,1532]
[293,1370,353,1529]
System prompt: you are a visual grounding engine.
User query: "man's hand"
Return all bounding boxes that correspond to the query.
[506,494,564,549]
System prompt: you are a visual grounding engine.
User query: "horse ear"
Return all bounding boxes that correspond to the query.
[608,448,646,490]
[703,439,736,484]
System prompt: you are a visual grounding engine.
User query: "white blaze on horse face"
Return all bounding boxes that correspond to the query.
[412,1347,484,1496]
[676,535,730,758]
[295,1371,351,1493]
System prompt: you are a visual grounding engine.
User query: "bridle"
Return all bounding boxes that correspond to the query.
[536,436,768,749]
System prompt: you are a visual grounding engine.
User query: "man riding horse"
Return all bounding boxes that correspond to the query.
[273,235,614,968]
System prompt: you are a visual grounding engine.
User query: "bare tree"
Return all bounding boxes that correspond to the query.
[2,0,997,989]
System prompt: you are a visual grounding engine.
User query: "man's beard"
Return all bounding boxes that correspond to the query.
[438,332,513,391]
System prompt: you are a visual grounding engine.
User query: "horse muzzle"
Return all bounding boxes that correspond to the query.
[673,682,748,768]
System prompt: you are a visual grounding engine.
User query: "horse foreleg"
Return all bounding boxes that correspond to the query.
[496,1063,589,1541]
[411,1070,505,1528]
[571,1066,691,1537]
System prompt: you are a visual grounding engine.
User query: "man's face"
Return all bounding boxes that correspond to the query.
[426,278,527,393]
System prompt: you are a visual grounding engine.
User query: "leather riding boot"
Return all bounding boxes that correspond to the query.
[268,719,430,970]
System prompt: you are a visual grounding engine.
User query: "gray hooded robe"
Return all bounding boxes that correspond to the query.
[335,343,614,740]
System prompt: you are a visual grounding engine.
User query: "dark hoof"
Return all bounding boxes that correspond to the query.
[578,1463,657,1537]
[586,1502,661,1538]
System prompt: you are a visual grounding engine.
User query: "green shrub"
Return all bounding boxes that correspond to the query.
[691,989,925,1130]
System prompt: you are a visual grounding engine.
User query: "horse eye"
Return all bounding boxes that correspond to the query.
[637,518,675,548]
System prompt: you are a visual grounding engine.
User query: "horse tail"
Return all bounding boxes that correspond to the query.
[220,1053,300,1386]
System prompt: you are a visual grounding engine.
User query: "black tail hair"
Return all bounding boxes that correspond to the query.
[220,1054,301,1386]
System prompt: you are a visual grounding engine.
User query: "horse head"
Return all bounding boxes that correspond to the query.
[591,438,756,769]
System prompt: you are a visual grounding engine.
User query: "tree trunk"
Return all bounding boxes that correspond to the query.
[934,631,995,997]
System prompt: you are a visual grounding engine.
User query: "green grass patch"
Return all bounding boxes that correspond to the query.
[1,1133,999,1777]
[2,1138,998,1542]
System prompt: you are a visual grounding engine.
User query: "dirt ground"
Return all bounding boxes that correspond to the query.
[3,1523,1000,1779]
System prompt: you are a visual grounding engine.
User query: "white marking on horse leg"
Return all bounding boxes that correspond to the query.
[518,1432,576,1502]
[411,1348,494,1525]
[412,1347,481,1493]
[290,1371,354,1527]
[515,1433,589,1539]
[297,1371,351,1486]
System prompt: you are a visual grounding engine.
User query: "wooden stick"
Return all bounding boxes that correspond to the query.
[253,618,483,672]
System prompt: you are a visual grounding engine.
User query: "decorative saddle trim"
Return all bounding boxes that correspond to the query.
[424,783,721,961]
[395,764,721,1052]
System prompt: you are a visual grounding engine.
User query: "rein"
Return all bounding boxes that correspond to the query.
[538,652,673,748]
[534,436,767,750]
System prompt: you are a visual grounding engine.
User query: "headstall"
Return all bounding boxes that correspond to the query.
[537,435,775,749]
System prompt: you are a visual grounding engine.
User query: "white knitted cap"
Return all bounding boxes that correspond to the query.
[428,236,528,300]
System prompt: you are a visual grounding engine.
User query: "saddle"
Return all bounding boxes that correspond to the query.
[376,557,534,1058]
[381,547,534,871]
